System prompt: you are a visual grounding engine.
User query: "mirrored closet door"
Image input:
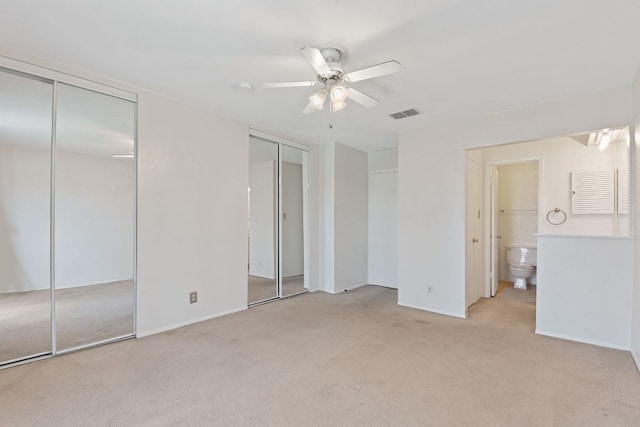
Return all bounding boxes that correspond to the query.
[279,144,309,298]
[54,83,135,352]
[0,69,54,365]
[247,133,309,306]
[247,137,278,304]
[0,64,136,367]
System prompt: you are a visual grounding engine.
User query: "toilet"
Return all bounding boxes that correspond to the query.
[506,246,537,289]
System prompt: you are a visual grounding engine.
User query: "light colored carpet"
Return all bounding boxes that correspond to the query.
[0,281,134,363]
[248,274,306,304]
[498,283,537,304]
[1,285,639,426]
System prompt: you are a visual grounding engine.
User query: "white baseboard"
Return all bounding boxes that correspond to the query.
[247,273,275,280]
[632,350,640,373]
[136,306,247,338]
[317,283,367,294]
[535,329,630,351]
[398,301,466,319]
[345,283,367,292]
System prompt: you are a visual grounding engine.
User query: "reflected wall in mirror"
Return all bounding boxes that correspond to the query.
[0,69,53,365]
[280,144,309,298]
[247,137,278,304]
[55,83,135,351]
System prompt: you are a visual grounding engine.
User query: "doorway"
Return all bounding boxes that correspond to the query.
[486,159,540,299]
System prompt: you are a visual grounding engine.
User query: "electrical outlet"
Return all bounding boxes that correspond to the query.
[427,286,432,294]
[190,291,198,304]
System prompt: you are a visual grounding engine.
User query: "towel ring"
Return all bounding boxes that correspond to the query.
[546,208,567,225]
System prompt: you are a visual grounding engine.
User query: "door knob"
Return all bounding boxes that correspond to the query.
[497,235,502,239]
[472,238,479,243]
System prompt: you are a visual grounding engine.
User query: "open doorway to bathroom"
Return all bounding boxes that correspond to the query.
[465,153,540,310]
[488,160,539,305]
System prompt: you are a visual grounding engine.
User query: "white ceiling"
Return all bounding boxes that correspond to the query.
[1,0,639,152]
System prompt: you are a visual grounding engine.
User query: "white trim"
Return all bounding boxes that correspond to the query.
[632,350,640,373]
[0,54,137,102]
[249,273,276,280]
[535,329,630,351]
[346,283,367,292]
[249,129,309,151]
[398,301,467,319]
[368,168,398,286]
[136,306,247,338]
[319,283,368,294]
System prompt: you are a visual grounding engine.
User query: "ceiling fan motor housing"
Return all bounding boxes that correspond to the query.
[318,62,344,86]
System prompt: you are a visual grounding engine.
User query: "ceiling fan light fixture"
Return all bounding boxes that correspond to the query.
[309,89,327,108]
[331,100,347,112]
[330,85,347,103]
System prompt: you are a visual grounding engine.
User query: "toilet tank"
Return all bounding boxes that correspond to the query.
[506,246,537,266]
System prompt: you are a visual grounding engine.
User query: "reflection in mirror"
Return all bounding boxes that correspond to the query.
[280,144,309,298]
[55,83,135,351]
[566,126,630,236]
[0,70,53,364]
[248,137,278,304]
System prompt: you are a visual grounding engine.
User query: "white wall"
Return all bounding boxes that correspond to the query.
[334,143,369,292]
[308,143,321,292]
[0,144,133,292]
[369,148,398,171]
[136,91,248,336]
[398,85,632,319]
[281,161,303,277]
[632,68,640,369]
[249,160,275,279]
[319,142,368,293]
[483,136,629,237]
[536,235,633,350]
[318,143,335,292]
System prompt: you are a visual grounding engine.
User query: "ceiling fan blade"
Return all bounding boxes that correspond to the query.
[300,47,332,75]
[344,60,401,83]
[262,81,319,88]
[302,101,318,115]
[346,87,378,108]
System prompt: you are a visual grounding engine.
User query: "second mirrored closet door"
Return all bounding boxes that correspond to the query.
[247,134,309,305]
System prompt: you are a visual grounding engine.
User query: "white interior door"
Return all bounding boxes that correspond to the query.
[466,155,483,308]
[370,170,398,288]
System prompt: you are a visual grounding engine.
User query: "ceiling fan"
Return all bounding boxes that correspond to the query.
[263,45,400,115]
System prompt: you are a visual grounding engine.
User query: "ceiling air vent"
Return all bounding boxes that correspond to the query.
[390,108,421,120]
